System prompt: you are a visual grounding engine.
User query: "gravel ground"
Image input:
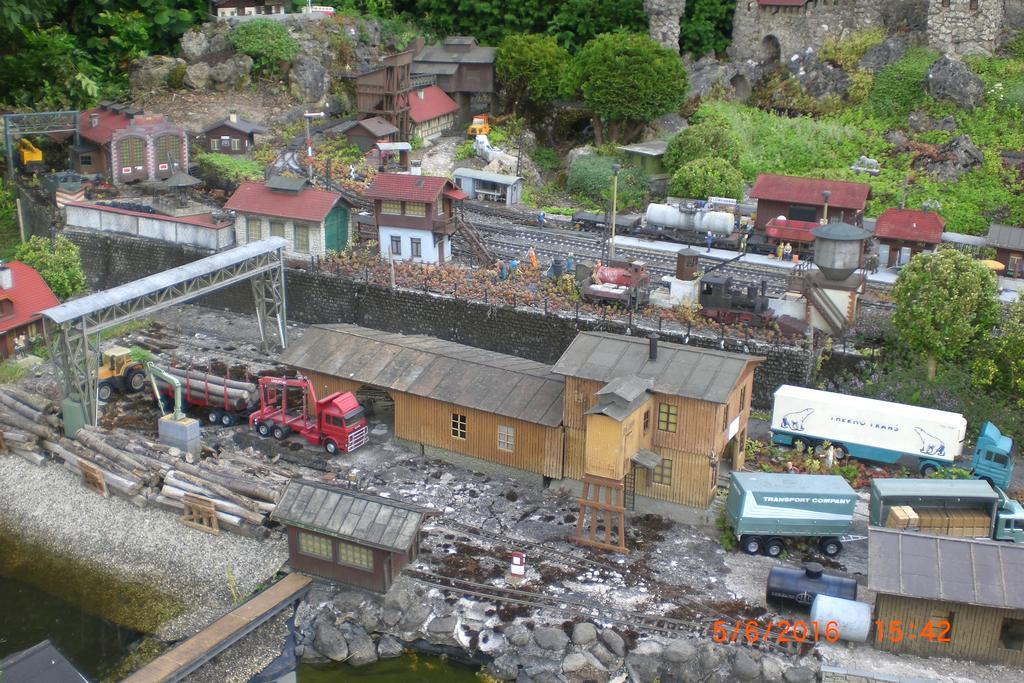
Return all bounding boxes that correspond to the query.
[0,455,288,640]
[186,611,291,683]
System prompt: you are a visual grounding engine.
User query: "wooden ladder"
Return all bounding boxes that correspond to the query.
[79,460,109,497]
[455,212,496,266]
[182,493,220,535]
[574,476,627,553]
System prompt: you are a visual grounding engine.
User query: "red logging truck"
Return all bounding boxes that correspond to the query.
[249,376,369,455]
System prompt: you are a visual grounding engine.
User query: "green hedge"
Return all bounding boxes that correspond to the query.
[566,155,648,209]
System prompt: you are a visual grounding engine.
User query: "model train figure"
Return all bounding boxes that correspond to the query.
[571,211,643,233]
[699,274,773,326]
[575,259,651,309]
[643,202,735,239]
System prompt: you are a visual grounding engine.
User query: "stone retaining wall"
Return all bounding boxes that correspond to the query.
[67,229,818,408]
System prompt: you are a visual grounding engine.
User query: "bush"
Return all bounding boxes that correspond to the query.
[716,505,736,551]
[819,27,886,70]
[166,62,186,90]
[927,467,974,480]
[14,236,86,300]
[663,123,741,174]
[195,153,264,185]
[566,155,648,209]
[668,157,744,200]
[531,147,560,173]
[1007,32,1024,60]
[0,178,18,260]
[229,19,299,78]
[868,47,938,124]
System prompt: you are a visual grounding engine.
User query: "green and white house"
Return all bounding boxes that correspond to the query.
[225,176,354,259]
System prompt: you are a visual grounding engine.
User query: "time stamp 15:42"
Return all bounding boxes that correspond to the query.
[711,619,952,645]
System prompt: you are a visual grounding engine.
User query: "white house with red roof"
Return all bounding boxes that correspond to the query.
[0,261,59,359]
[365,173,467,264]
[224,177,354,258]
[408,86,460,141]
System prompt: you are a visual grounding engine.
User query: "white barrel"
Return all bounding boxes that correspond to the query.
[810,595,872,643]
[644,204,735,236]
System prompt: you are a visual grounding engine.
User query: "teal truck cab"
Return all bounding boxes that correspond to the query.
[993,487,1024,543]
[972,422,1016,489]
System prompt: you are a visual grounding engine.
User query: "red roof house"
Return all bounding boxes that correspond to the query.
[365,173,463,264]
[873,208,946,267]
[224,179,354,257]
[0,261,60,359]
[69,104,187,183]
[750,174,871,231]
[408,86,460,140]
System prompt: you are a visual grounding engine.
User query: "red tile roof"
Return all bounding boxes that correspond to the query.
[873,208,945,244]
[409,86,460,124]
[751,174,872,210]
[224,182,343,222]
[765,217,819,243]
[365,174,454,203]
[78,107,134,146]
[0,261,60,334]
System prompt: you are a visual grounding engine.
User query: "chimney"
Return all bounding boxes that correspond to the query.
[649,333,659,361]
[229,112,238,123]
[89,113,100,128]
[0,262,12,291]
[417,89,425,100]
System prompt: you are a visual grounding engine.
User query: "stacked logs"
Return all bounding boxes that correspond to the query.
[0,386,289,539]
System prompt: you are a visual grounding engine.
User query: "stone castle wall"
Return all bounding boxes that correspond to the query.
[927,0,1005,56]
[67,229,818,409]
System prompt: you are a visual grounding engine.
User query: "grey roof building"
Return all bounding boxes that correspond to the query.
[0,640,87,683]
[551,331,757,405]
[869,527,1024,666]
[272,479,432,592]
[452,167,523,206]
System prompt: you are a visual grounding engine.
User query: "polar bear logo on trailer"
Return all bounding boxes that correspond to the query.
[914,427,946,456]
[781,408,814,432]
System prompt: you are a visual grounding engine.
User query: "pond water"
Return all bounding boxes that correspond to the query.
[298,653,484,682]
[0,525,179,680]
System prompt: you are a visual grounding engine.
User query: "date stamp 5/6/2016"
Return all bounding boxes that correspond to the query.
[711,620,841,645]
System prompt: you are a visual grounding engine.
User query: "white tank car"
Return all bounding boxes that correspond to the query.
[644,203,735,237]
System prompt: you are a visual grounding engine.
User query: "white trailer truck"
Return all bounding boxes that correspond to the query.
[770,386,1016,486]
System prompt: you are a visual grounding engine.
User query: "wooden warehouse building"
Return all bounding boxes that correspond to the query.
[869,527,1024,666]
[272,479,431,592]
[280,324,566,479]
[550,332,762,551]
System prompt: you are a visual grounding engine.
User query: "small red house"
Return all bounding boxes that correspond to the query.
[200,113,268,155]
[750,174,871,232]
[271,480,431,592]
[409,85,459,141]
[69,104,187,183]
[365,173,466,264]
[873,208,945,267]
[0,261,60,360]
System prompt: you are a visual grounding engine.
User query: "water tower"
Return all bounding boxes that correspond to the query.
[650,247,701,309]
[786,221,871,335]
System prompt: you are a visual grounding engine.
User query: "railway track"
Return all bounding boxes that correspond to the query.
[403,568,805,656]
[426,518,618,574]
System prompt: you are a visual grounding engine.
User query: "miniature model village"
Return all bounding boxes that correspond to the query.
[4,3,1024,683]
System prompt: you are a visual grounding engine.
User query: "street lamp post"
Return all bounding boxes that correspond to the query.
[608,163,621,260]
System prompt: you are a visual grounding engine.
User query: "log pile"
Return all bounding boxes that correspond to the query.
[152,367,258,412]
[0,387,292,540]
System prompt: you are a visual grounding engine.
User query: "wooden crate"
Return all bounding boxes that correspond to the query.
[886,506,912,529]
[916,508,950,534]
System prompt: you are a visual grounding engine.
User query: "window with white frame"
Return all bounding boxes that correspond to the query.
[652,458,673,486]
[498,425,514,451]
[246,216,261,242]
[410,238,422,258]
[230,138,241,151]
[390,236,402,255]
[294,223,310,253]
[451,413,467,439]
[270,220,285,238]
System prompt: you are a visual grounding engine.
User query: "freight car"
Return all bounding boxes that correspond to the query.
[576,259,650,309]
[699,274,773,326]
[571,211,642,234]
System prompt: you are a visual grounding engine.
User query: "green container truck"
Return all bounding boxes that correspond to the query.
[869,478,1024,543]
[726,472,858,558]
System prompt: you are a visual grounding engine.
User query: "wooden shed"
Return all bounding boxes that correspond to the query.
[279,325,565,479]
[551,332,762,551]
[869,527,1024,666]
[271,480,430,592]
[986,224,1024,279]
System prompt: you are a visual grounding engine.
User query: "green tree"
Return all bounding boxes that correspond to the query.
[972,299,1024,407]
[14,236,87,300]
[892,249,1000,380]
[0,179,18,260]
[668,157,744,200]
[567,155,649,209]
[86,10,151,72]
[678,0,736,58]
[546,0,647,52]
[229,19,300,78]
[663,122,741,174]
[567,33,688,144]
[0,27,100,109]
[496,34,570,114]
